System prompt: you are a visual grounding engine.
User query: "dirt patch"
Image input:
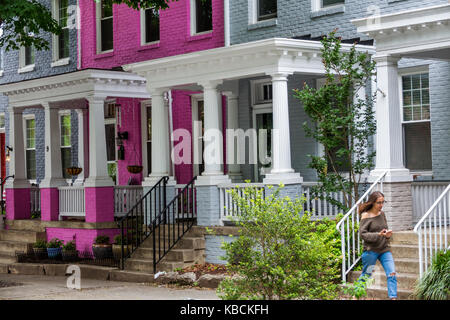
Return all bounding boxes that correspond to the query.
[176,263,233,279]
[0,280,24,288]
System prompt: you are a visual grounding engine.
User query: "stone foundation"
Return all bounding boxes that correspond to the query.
[381,182,413,231]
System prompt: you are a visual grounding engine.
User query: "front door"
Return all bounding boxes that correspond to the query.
[254,112,273,182]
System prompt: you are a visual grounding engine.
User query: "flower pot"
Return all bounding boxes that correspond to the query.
[62,250,78,262]
[47,247,62,259]
[92,244,113,260]
[112,244,131,260]
[33,248,48,260]
[66,167,83,176]
[127,165,143,174]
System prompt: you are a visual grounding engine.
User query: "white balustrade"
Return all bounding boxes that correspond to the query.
[302,182,345,219]
[114,186,144,217]
[58,186,85,219]
[412,181,449,224]
[30,186,41,214]
[414,184,450,278]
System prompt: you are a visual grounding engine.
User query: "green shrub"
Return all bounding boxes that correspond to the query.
[114,235,129,245]
[47,238,62,248]
[94,235,110,245]
[414,250,450,300]
[342,274,374,299]
[62,241,76,251]
[33,239,47,249]
[217,184,342,300]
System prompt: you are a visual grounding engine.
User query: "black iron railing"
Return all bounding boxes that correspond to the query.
[151,176,197,273]
[118,176,168,269]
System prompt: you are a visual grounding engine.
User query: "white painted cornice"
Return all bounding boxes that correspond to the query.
[0,69,150,108]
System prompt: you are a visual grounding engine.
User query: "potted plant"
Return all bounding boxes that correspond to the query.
[46,238,63,259]
[33,239,48,260]
[62,240,78,261]
[92,235,113,259]
[127,165,143,174]
[112,235,131,260]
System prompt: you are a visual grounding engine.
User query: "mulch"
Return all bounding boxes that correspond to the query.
[176,263,233,279]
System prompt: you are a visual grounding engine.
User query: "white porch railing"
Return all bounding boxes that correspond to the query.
[414,184,450,278]
[336,170,387,283]
[302,182,345,219]
[412,181,449,224]
[218,183,266,221]
[58,186,85,219]
[114,186,143,217]
[30,186,41,213]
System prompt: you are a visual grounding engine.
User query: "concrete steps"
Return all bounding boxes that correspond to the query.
[0,229,46,243]
[0,224,47,263]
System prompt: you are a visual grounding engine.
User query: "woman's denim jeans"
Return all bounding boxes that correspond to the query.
[359,250,397,299]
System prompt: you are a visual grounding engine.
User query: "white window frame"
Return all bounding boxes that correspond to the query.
[18,46,35,74]
[23,114,37,184]
[190,0,213,36]
[0,113,5,133]
[96,0,114,54]
[191,94,204,177]
[140,8,160,46]
[51,0,71,67]
[398,66,432,176]
[59,110,72,183]
[141,100,152,178]
[311,0,345,12]
[251,79,273,105]
[104,99,118,184]
[254,0,277,22]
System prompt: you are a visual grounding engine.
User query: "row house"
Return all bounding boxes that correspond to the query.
[0,0,448,277]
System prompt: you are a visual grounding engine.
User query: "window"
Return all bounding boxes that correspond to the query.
[258,0,277,21]
[143,8,160,44]
[0,114,5,131]
[254,82,272,104]
[146,105,152,173]
[25,118,36,180]
[97,0,113,52]
[401,72,432,171]
[60,114,72,179]
[104,101,117,184]
[191,0,212,34]
[312,0,344,11]
[55,0,70,60]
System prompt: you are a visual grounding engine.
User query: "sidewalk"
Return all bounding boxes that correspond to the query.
[0,274,220,300]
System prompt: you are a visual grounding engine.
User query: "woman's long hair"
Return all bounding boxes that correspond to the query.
[358,191,385,215]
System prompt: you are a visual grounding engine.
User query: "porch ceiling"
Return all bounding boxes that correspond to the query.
[0,69,150,109]
[352,4,450,61]
[124,38,375,89]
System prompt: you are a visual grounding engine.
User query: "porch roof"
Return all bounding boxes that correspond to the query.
[0,69,150,109]
[123,38,375,89]
[352,4,450,60]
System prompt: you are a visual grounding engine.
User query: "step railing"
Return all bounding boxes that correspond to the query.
[336,170,387,283]
[117,176,168,270]
[414,184,450,278]
[150,176,197,274]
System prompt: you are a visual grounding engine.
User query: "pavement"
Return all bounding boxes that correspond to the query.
[0,273,220,300]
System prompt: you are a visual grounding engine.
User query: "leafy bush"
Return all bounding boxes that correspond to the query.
[216,185,342,300]
[94,235,110,245]
[33,239,47,249]
[342,274,374,299]
[414,250,450,300]
[114,235,129,245]
[47,238,62,248]
[62,241,76,251]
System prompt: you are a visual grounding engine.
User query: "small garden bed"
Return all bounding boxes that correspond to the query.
[175,263,232,279]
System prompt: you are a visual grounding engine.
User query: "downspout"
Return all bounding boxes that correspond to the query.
[224,0,230,47]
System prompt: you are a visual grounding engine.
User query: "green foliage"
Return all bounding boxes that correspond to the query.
[33,239,47,249]
[342,274,374,299]
[31,211,41,220]
[94,235,110,245]
[216,185,342,300]
[62,240,76,251]
[414,250,450,300]
[293,30,377,211]
[113,234,129,245]
[47,238,63,248]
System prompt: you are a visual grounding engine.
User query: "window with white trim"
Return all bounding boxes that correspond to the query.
[257,0,277,21]
[191,0,212,35]
[104,101,117,184]
[25,117,36,180]
[0,114,5,132]
[97,0,113,53]
[252,80,273,105]
[401,72,432,171]
[142,8,160,44]
[53,0,70,61]
[312,0,345,11]
[60,113,72,179]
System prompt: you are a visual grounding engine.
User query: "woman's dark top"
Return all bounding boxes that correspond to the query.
[359,211,390,254]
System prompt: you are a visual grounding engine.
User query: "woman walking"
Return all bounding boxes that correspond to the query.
[358,191,397,300]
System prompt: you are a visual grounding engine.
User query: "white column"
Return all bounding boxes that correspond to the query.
[74,108,88,185]
[369,55,411,183]
[197,81,230,185]
[5,107,30,189]
[84,96,113,187]
[264,73,302,185]
[223,91,243,182]
[40,102,66,188]
[143,87,174,186]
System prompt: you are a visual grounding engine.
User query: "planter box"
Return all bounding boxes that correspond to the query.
[33,248,48,260]
[47,247,62,259]
[92,244,113,260]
